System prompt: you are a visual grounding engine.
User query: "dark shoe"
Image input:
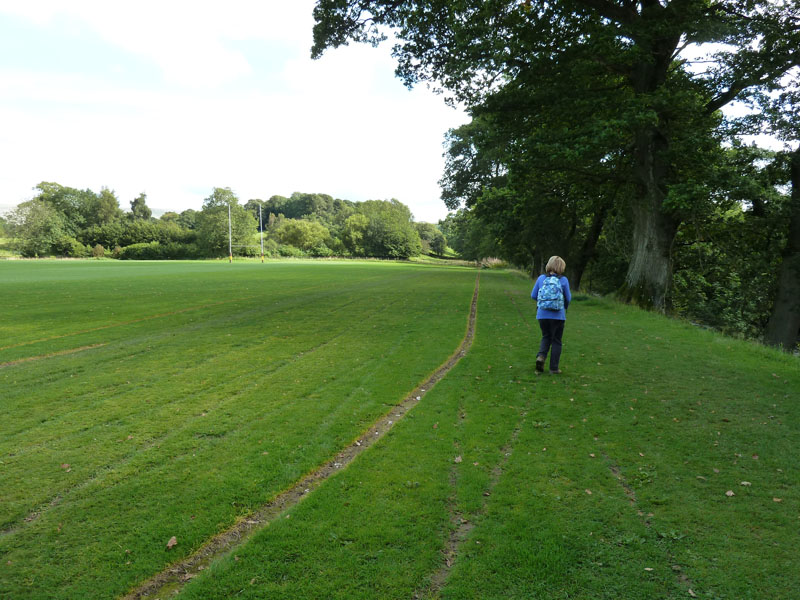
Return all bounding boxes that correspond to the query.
[549,369,562,375]
[535,356,545,373]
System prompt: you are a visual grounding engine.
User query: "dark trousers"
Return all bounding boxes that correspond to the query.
[537,319,565,371]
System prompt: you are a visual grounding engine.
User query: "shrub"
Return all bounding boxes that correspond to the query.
[52,236,90,258]
[118,242,164,260]
[480,257,508,269]
[118,241,201,260]
[93,244,105,258]
[277,243,305,258]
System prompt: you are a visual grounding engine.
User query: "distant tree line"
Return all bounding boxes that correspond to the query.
[3,183,447,261]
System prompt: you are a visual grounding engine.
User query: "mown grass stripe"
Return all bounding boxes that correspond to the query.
[0,343,106,368]
[0,298,252,352]
[121,274,480,600]
[0,287,435,532]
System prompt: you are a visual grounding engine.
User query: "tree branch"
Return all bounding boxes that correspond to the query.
[573,0,638,25]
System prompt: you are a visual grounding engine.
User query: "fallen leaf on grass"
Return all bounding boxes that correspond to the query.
[585,489,592,495]
[589,453,596,458]
[725,490,735,497]
[60,463,71,472]
[644,567,653,571]
[740,481,751,486]
[689,589,697,597]
[773,497,783,503]
[166,536,177,550]
[454,456,462,463]
[752,454,759,460]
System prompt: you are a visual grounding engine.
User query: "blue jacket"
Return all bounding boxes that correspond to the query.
[531,274,571,320]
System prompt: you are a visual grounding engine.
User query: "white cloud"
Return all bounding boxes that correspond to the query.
[0,1,468,223]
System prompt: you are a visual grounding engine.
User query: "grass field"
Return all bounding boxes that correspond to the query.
[1,260,798,599]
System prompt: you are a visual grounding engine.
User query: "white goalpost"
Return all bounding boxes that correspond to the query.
[228,202,265,263]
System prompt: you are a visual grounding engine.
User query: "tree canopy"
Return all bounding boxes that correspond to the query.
[314,0,800,347]
[314,0,799,309]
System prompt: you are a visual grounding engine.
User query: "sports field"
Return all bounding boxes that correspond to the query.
[1,260,798,599]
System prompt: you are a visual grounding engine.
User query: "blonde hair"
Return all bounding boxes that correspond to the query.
[545,256,566,276]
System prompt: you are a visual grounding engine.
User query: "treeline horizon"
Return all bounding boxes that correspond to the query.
[1,182,447,261]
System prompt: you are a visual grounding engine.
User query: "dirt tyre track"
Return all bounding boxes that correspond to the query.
[122,273,481,599]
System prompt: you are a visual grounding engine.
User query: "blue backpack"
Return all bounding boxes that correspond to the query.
[537,275,564,311]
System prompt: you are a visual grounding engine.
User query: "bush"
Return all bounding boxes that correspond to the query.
[262,238,279,257]
[309,243,334,257]
[480,257,508,269]
[52,236,90,258]
[118,242,164,260]
[92,244,105,258]
[277,243,306,258]
[118,241,200,260]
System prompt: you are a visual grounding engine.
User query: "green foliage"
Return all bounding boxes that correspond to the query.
[8,182,429,261]
[439,209,498,262]
[195,187,258,256]
[313,0,800,315]
[177,209,199,230]
[80,219,195,249]
[357,199,422,258]
[274,219,332,253]
[6,199,67,257]
[51,235,91,258]
[129,192,152,221]
[341,212,368,255]
[118,241,200,260]
[415,221,447,256]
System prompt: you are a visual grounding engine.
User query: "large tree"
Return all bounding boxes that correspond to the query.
[753,76,800,350]
[313,0,800,309]
[129,192,152,221]
[195,187,257,256]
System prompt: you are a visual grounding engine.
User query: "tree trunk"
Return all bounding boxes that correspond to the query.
[617,23,682,312]
[619,127,680,311]
[571,196,612,291]
[765,148,800,351]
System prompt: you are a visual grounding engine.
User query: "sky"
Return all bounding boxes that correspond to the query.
[0,1,469,223]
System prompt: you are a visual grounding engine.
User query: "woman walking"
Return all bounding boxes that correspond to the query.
[531,256,571,374]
